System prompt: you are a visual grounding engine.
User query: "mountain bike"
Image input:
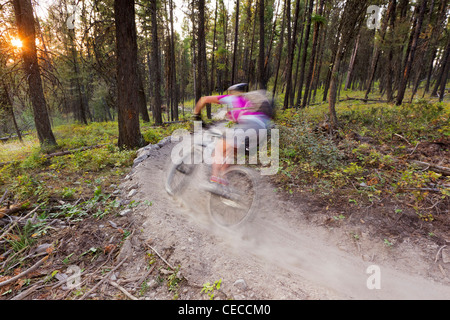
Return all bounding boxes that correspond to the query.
[165,125,259,229]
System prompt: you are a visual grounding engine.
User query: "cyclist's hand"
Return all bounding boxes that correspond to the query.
[192,113,202,122]
[192,113,210,128]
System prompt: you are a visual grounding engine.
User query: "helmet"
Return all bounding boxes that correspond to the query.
[227,83,248,92]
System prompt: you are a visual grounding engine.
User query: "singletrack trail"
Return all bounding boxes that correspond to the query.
[119,138,450,300]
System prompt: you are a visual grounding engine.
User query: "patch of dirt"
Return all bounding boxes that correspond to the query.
[283,189,450,247]
[409,138,450,164]
[115,140,450,300]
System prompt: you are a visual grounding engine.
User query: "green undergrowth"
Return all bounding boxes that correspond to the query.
[1,120,190,203]
[275,98,450,228]
[0,120,190,270]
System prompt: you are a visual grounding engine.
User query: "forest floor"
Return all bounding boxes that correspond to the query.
[0,97,449,300]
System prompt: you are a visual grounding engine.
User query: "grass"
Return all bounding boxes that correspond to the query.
[1,120,192,201]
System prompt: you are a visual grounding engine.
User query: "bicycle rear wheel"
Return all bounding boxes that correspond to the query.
[165,148,200,196]
[208,167,258,229]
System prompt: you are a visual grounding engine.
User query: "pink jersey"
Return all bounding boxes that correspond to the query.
[217,94,267,123]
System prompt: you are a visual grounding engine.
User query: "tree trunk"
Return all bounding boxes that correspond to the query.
[322,31,341,102]
[244,0,254,87]
[114,0,144,148]
[295,0,314,108]
[169,0,178,121]
[210,0,218,94]
[312,11,328,103]
[257,0,266,89]
[345,31,360,91]
[364,0,395,101]
[437,36,450,102]
[68,28,89,125]
[291,1,307,106]
[223,2,229,91]
[328,0,368,128]
[410,0,437,102]
[13,0,57,147]
[385,0,397,102]
[423,0,447,96]
[150,0,162,125]
[432,27,450,97]
[1,82,22,142]
[138,70,150,122]
[284,0,302,109]
[271,0,287,98]
[232,0,240,84]
[202,0,211,118]
[302,0,325,108]
[396,0,428,105]
[197,0,211,118]
[263,0,280,79]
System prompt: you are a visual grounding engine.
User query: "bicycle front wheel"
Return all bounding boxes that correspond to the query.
[165,148,200,196]
[208,166,258,229]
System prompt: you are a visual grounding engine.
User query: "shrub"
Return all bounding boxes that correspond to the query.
[143,129,163,144]
[279,120,343,170]
[11,174,49,202]
[20,148,48,170]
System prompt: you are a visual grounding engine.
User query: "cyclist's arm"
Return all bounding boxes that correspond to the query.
[194,96,221,115]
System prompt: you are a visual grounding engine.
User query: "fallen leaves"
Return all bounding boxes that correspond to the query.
[104,244,116,254]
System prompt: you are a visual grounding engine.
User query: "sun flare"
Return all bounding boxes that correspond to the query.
[11,38,23,48]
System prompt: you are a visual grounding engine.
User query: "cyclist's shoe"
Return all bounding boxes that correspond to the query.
[210,175,229,186]
[176,164,192,175]
[206,176,230,197]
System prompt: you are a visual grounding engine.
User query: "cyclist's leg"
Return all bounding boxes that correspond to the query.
[211,137,235,184]
[211,137,227,183]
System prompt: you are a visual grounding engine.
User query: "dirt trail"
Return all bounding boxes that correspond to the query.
[118,138,450,300]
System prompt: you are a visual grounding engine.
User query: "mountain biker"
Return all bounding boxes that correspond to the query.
[193,83,272,189]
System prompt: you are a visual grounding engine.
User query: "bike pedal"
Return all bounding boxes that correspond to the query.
[176,165,188,174]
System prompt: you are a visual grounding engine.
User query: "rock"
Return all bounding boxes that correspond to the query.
[133,154,149,166]
[33,243,53,254]
[117,238,133,261]
[147,279,159,289]
[233,279,248,291]
[160,268,173,275]
[119,199,131,206]
[157,136,171,148]
[128,189,138,198]
[127,183,139,191]
[119,209,132,216]
[362,254,371,262]
[55,272,68,282]
[108,220,118,228]
[136,147,149,158]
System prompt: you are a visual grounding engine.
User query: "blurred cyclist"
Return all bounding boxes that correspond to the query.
[193,83,272,189]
